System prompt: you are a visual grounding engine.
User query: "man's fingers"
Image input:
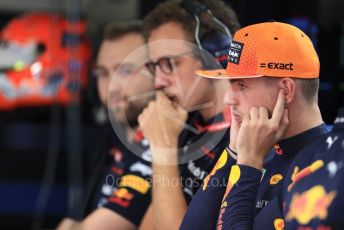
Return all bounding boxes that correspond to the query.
[138,111,148,131]
[230,110,239,135]
[157,106,171,146]
[138,114,143,129]
[176,104,188,121]
[242,113,250,125]
[156,90,170,105]
[259,106,269,119]
[249,107,259,121]
[138,102,156,132]
[271,89,286,124]
[229,111,239,150]
[155,90,164,100]
[156,91,166,105]
[276,109,289,140]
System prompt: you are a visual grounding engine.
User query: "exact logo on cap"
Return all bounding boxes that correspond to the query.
[228,41,244,64]
[260,62,294,71]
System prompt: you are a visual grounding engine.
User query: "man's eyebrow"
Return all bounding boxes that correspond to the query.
[112,63,121,70]
[229,79,244,84]
[94,65,105,70]
[118,62,135,67]
[96,64,121,72]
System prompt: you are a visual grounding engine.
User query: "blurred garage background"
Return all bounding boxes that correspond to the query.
[0,0,342,229]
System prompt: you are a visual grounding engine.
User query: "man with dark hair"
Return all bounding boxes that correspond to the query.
[193,21,328,229]
[138,0,240,229]
[142,0,240,42]
[57,21,154,230]
[102,21,142,41]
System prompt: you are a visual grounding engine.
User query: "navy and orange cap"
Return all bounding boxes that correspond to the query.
[196,22,320,79]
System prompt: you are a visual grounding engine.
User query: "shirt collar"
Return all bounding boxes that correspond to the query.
[274,124,329,158]
[194,108,231,133]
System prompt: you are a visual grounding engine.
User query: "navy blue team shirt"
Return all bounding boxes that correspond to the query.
[283,108,344,230]
[218,124,328,230]
[92,111,230,226]
[180,147,237,230]
[90,130,151,226]
[181,120,328,230]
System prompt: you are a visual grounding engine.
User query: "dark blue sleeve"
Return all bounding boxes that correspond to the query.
[101,156,152,226]
[180,151,236,230]
[218,164,262,230]
[102,178,151,226]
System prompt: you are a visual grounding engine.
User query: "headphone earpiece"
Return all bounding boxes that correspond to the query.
[180,0,232,68]
[201,30,231,68]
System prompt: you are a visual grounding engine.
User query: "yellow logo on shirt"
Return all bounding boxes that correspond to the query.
[273,218,284,230]
[288,160,324,191]
[202,150,228,191]
[218,164,242,230]
[108,188,134,208]
[270,174,283,185]
[222,165,241,201]
[286,185,336,224]
[113,188,134,200]
[120,174,150,194]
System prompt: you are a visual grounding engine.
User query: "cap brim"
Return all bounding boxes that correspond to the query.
[195,69,264,80]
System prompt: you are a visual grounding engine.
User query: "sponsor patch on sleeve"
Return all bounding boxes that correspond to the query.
[120,174,150,194]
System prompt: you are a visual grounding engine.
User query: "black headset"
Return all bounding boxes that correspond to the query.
[180,0,233,68]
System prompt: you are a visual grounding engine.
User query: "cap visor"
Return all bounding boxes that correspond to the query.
[195,69,264,79]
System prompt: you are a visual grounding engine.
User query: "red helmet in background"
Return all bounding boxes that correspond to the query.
[0,12,92,109]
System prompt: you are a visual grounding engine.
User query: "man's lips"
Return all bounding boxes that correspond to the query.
[232,112,242,122]
[164,93,178,103]
[109,97,126,108]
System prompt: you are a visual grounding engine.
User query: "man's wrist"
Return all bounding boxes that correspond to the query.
[150,145,179,164]
[226,146,237,160]
[237,153,264,170]
[150,138,178,149]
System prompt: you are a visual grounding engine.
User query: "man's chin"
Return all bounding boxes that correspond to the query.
[170,97,185,109]
[234,117,242,123]
[109,110,126,122]
[109,100,155,128]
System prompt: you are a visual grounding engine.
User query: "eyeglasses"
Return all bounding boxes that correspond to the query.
[145,51,195,76]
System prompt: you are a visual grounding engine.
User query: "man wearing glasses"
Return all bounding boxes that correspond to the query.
[138,0,240,229]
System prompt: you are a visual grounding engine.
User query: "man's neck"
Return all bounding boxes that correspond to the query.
[282,102,323,140]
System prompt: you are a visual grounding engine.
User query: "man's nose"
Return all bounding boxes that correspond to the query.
[223,87,237,106]
[108,71,125,92]
[153,67,171,89]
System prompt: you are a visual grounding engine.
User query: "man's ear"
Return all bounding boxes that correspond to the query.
[279,78,295,104]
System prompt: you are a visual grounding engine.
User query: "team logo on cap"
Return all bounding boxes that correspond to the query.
[228,41,244,64]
